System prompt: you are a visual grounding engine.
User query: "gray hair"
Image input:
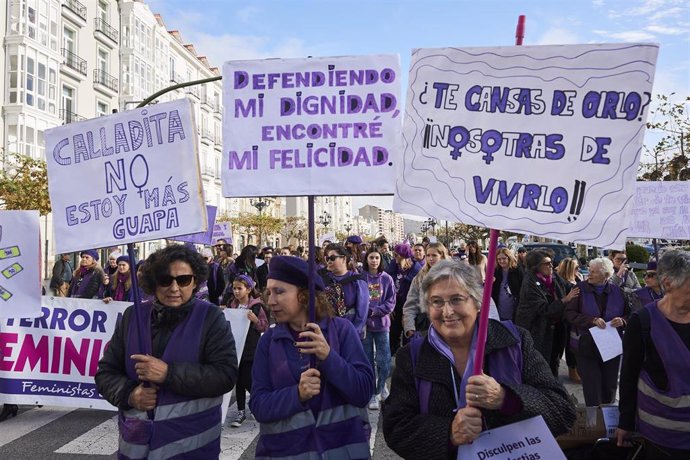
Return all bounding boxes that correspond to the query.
[589,257,614,277]
[657,250,690,289]
[420,259,483,314]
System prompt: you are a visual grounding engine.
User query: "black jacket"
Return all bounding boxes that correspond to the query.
[206,261,226,306]
[95,299,238,410]
[50,259,72,289]
[382,320,575,460]
[516,271,568,362]
[491,267,524,320]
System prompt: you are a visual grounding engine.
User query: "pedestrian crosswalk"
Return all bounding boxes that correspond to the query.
[0,401,398,459]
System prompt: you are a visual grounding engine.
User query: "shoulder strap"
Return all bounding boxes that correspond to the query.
[637,306,651,362]
[409,337,431,415]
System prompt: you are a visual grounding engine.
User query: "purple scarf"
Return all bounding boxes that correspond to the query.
[428,323,478,409]
[113,273,128,301]
[536,273,555,297]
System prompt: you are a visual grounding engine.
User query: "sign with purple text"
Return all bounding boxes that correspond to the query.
[0,297,251,410]
[394,44,658,248]
[222,55,401,197]
[212,222,233,244]
[174,205,217,245]
[628,181,690,239]
[45,99,207,253]
[0,211,41,319]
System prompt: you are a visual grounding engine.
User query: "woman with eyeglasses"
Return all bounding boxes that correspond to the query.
[516,250,579,377]
[491,248,524,322]
[320,243,369,339]
[96,244,238,459]
[564,257,628,407]
[382,259,575,459]
[616,250,690,459]
[631,261,664,312]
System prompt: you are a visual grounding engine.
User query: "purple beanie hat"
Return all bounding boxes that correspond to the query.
[80,249,99,261]
[394,243,414,259]
[268,256,324,291]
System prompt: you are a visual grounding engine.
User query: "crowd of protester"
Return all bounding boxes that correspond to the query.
[2,235,683,459]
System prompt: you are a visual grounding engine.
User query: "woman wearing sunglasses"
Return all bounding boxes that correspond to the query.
[96,244,238,459]
[383,260,575,459]
[631,261,664,312]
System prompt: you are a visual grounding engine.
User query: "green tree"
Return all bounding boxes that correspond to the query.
[0,153,51,215]
[230,212,283,246]
[280,216,306,246]
[639,94,689,181]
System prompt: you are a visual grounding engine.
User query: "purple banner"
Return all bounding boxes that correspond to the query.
[173,205,217,244]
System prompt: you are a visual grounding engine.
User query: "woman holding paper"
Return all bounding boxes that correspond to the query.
[617,250,690,459]
[564,257,629,407]
[383,259,575,459]
[250,256,375,459]
[95,244,238,459]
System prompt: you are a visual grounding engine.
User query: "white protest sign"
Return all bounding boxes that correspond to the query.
[0,211,41,319]
[0,297,128,410]
[221,308,250,423]
[628,181,690,239]
[589,321,623,362]
[212,222,233,244]
[394,44,658,249]
[222,55,402,197]
[45,99,207,253]
[600,405,620,438]
[458,415,565,460]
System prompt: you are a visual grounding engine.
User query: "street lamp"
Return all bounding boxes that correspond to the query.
[318,211,332,232]
[426,218,437,236]
[420,223,429,235]
[344,222,352,235]
[250,197,273,246]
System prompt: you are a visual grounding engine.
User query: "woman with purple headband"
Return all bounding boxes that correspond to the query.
[225,274,268,427]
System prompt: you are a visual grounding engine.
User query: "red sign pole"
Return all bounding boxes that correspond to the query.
[473,15,525,376]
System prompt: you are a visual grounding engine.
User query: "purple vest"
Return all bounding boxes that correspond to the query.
[119,300,222,460]
[633,287,663,310]
[256,318,370,459]
[637,302,690,450]
[570,282,625,350]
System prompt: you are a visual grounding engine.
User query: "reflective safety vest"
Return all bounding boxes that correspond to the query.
[636,302,690,450]
[255,318,371,459]
[119,300,223,460]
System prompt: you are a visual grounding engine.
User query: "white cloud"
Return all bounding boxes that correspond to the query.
[189,33,312,67]
[534,28,580,45]
[649,6,684,20]
[592,0,605,6]
[593,30,657,41]
[645,24,685,35]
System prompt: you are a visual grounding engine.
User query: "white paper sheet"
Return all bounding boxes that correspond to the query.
[589,321,623,362]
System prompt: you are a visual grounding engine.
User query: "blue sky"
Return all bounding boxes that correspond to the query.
[147,0,689,211]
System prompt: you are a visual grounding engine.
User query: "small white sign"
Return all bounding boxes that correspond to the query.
[600,405,620,438]
[0,211,41,319]
[457,415,565,460]
[45,99,207,253]
[589,321,623,362]
[628,181,690,239]
[221,308,251,423]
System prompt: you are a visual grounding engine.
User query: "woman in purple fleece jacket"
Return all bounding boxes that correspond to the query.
[249,256,375,459]
[362,248,396,410]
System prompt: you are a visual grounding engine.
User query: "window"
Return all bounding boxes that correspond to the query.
[26,56,35,106]
[9,54,19,103]
[98,1,108,22]
[97,101,109,117]
[97,48,109,73]
[63,26,76,53]
[62,85,75,120]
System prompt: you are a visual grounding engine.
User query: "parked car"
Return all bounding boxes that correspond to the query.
[522,242,577,267]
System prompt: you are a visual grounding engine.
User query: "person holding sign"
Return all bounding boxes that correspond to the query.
[564,257,628,407]
[617,250,690,459]
[95,245,238,459]
[382,260,575,459]
[250,256,375,459]
[68,249,104,299]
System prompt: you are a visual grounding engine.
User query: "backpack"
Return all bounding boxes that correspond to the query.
[409,321,522,415]
[318,269,364,317]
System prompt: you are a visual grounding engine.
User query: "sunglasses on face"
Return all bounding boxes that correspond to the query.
[157,274,195,287]
[644,272,657,278]
[325,255,345,262]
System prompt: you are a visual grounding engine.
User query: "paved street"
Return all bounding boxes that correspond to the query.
[0,362,584,459]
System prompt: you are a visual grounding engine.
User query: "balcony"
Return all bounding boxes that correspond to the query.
[185,85,200,99]
[214,135,222,150]
[170,72,183,84]
[59,109,85,125]
[202,166,215,178]
[93,69,118,95]
[94,18,118,45]
[201,94,214,109]
[201,129,214,144]
[62,0,87,25]
[61,48,87,78]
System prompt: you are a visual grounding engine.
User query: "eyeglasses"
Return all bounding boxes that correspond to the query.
[644,272,657,278]
[157,274,195,287]
[325,255,345,262]
[541,261,553,267]
[428,295,470,309]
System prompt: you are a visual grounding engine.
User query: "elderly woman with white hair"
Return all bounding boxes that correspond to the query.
[564,257,629,407]
[616,250,690,459]
[383,259,575,459]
